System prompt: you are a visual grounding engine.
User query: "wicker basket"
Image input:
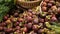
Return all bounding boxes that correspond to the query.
[16,0,42,9]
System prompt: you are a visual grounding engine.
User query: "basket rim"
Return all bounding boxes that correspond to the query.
[17,0,41,3]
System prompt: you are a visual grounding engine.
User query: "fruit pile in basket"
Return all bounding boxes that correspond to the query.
[0,0,60,34]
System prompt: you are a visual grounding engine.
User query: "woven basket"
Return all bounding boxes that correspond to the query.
[16,0,42,9]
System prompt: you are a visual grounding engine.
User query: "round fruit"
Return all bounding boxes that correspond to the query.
[4,16,8,20]
[32,25,38,31]
[27,16,32,22]
[51,6,57,11]
[23,27,28,32]
[33,18,39,24]
[26,23,32,29]
[18,18,24,22]
[14,12,19,17]
[16,26,20,30]
[44,0,49,2]
[5,19,11,24]
[47,3,52,7]
[42,7,47,11]
[41,2,47,7]
[28,9,33,12]
[0,26,3,30]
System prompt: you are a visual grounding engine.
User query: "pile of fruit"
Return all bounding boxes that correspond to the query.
[0,0,60,34]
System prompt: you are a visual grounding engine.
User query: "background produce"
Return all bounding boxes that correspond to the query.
[0,0,60,34]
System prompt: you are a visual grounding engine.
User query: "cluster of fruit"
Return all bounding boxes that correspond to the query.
[0,0,60,34]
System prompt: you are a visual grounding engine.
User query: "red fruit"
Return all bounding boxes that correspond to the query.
[5,19,11,24]
[0,26,3,30]
[48,9,52,13]
[1,32,5,34]
[28,9,32,12]
[51,14,55,17]
[4,16,8,20]
[41,2,47,7]
[1,22,6,26]
[28,12,32,17]
[33,18,39,24]
[32,25,38,31]
[6,28,13,32]
[45,18,49,22]
[51,16,57,21]
[14,22,19,26]
[26,23,32,29]
[31,15,36,18]
[40,19,44,23]
[27,16,32,22]
[0,23,2,26]
[11,18,17,22]
[42,7,47,11]
[16,22,20,25]
[51,6,57,11]
[48,3,52,7]
[32,12,36,15]
[16,30,20,33]
[44,0,49,2]
[16,26,20,30]
[38,29,44,33]
[24,24,27,27]
[29,32,37,34]
[23,27,28,32]
[14,12,19,17]
[57,8,60,13]
[4,27,7,31]
[10,33,13,34]
[18,18,23,22]
[49,0,55,4]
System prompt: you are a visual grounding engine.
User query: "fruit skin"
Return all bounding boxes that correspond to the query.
[26,16,32,22]
[49,0,55,5]
[4,16,8,20]
[28,12,32,17]
[44,0,49,2]
[23,27,28,32]
[39,18,44,23]
[16,26,20,30]
[47,3,52,7]
[51,6,57,11]
[32,25,39,31]
[18,18,24,22]
[14,12,19,17]
[42,7,47,12]
[57,7,60,13]
[33,18,39,24]
[1,22,6,27]
[10,18,17,22]
[41,2,47,7]
[0,26,3,31]
[5,19,11,24]
[51,15,57,21]
[26,23,32,29]
[28,9,32,13]
[4,28,13,33]
[38,29,44,34]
